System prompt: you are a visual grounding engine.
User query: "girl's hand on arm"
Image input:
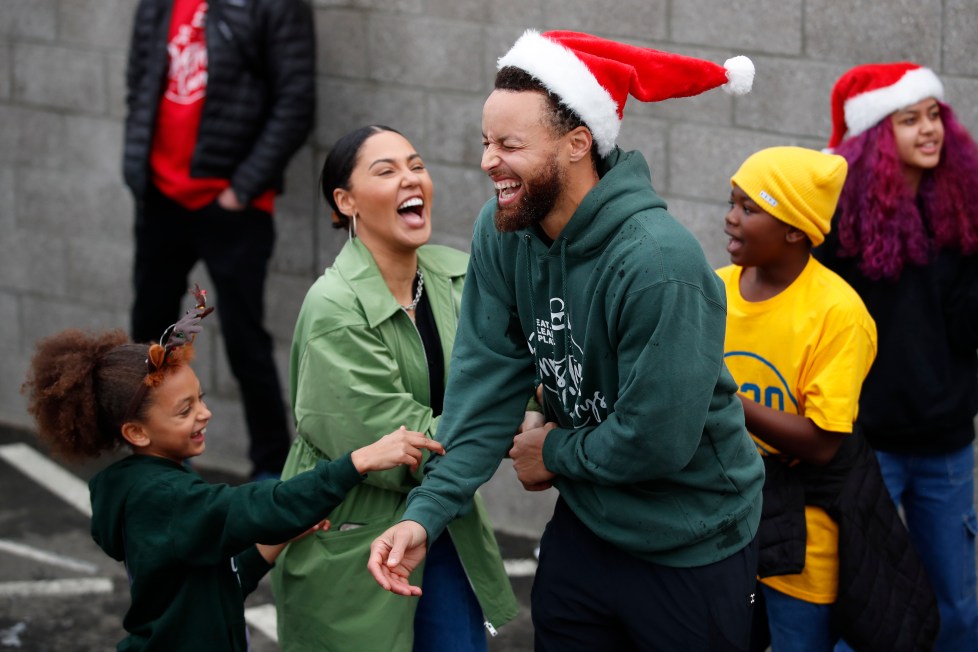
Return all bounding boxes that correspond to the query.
[255,518,331,564]
[350,426,445,474]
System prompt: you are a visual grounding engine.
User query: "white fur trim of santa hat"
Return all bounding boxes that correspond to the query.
[844,66,944,140]
[498,30,621,157]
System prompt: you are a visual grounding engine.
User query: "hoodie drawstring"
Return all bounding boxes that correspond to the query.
[525,234,574,419]
[523,234,539,376]
[558,237,570,391]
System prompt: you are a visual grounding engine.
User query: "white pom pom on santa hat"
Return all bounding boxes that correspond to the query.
[722,56,755,95]
[497,29,755,156]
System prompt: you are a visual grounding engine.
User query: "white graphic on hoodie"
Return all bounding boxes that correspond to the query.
[164,3,208,105]
[529,297,608,426]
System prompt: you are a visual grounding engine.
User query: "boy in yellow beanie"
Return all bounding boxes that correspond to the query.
[717,146,932,649]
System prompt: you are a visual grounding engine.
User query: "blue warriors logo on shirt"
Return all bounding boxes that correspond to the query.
[528,297,608,426]
[724,351,799,455]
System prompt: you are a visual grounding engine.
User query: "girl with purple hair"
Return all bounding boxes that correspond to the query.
[815,62,978,651]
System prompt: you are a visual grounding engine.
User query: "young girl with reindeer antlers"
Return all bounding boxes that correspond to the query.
[21,285,443,652]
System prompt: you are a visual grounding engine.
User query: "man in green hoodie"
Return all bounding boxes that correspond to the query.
[369,29,766,650]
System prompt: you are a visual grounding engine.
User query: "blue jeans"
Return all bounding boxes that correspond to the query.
[412,533,487,652]
[762,585,837,652]
[874,445,978,652]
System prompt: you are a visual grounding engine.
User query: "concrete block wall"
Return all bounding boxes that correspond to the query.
[1,0,976,537]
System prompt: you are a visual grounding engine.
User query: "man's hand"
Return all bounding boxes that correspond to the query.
[367,521,428,596]
[217,187,246,211]
[510,422,557,490]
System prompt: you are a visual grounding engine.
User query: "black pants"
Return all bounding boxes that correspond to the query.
[531,497,759,651]
[131,186,291,477]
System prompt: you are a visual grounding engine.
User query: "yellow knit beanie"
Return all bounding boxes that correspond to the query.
[730,146,847,246]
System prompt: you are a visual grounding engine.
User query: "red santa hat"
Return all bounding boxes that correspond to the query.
[497,29,755,157]
[828,62,944,149]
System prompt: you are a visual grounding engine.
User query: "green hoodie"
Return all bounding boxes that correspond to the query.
[89,453,362,651]
[404,148,764,567]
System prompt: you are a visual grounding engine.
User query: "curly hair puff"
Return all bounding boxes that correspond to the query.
[21,329,191,461]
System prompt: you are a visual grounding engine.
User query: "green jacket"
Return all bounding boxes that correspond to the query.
[89,453,363,651]
[404,148,764,567]
[272,239,518,651]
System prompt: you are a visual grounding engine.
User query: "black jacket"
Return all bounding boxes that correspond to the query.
[758,433,939,651]
[123,0,315,206]
[815,221,978,455]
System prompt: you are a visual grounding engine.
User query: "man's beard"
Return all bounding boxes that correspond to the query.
[493,154,563,233]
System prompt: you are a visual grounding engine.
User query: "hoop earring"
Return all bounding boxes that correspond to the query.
[349,212,358,241]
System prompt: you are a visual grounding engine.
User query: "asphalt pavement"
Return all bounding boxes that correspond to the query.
[0,424,536,651]
[7,419,975,651]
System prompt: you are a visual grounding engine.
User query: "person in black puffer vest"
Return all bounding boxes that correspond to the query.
[122,0,315,480]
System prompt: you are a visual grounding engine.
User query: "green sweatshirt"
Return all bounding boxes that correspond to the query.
[89,453,362,651]
[404,148,764,567]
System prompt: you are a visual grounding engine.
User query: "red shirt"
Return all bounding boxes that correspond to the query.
[149,0,273,213]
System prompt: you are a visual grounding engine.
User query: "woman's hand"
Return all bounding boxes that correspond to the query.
[351,426,445,474]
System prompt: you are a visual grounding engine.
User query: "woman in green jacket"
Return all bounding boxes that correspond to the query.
[271,126,518,651]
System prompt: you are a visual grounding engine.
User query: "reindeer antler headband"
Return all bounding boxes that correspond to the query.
[123,284,214,423]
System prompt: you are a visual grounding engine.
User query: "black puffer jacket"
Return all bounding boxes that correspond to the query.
[758,432,939,651]
[123,0,315,206]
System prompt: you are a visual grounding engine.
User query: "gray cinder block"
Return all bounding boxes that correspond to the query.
[804,0,941,65]
[672,0,803,55]
[13,43,105,113]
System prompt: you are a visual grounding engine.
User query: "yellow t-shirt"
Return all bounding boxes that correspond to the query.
[717,257,877,604]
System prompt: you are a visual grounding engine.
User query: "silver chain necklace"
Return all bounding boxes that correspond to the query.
[401,269,424,311]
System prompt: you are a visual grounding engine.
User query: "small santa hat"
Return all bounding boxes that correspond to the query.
[497,30,755,157]
[828,62,944,149]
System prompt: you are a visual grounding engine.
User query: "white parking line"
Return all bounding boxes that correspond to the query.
[504,558,538,577]
[0,539,98,574]
[0,444,109,600]
[0,578,113,597]
[0,443,91,516]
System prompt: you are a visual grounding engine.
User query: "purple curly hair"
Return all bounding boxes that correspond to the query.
[833,102,978,280]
